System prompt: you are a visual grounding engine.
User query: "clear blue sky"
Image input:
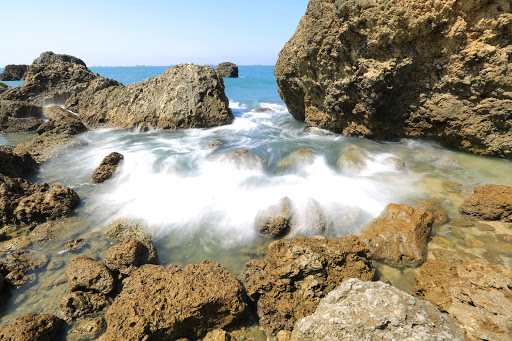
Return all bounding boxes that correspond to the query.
[1,0,309,66]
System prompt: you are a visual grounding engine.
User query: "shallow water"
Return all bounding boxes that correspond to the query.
[1,66,512,329]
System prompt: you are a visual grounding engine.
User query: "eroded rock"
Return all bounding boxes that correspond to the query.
[0,313,64,341]
[216,62,239,78]
[91,152,124,183]
[33,51,86,66]
[103,219,151,242]
[60,291,110,319]
[254,197,293,237]
[104,238,158,278]
[218,149,265,170]
[0,64,28,81]
[65,256,114,295]
[1,249,47,288]
[0,145,37,178]
[417,198,449,225]
[459,185,512,222]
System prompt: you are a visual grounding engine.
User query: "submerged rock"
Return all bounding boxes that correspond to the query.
[0,145,37,178]
[336,145,371,174]
[103,219,151,242]
[68,317,106,340]
[219,149,265,170]
[0,64,28,81]
[459,185,512,222]
[240,235,375,334]
[254,197,293,237]
[276,148,314,168]
[291,279,463,341]
[0,313,64,341]
[91,152,124,183]
[288,198,332,237]
[64,238,86,252]
[30,217,80,244]
[358,204,434,267]
[65,256,115,295]
[275,0,512,157]
[417,198,449,225]
[103,260,246,340]
[33,51,86,66]
[60,291,110,320]
[104,238,158,279]
[1,249,48,289]
[216,62,239,78]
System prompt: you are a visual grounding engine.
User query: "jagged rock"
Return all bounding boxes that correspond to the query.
[2,117,44,133]
[417,198,449,225]
[103,219,151,241]
[65,256,115,295]
[0,313,64,341]
[459,185,512,222]
[277,148,314,168]
[216,62,239,78]
[0,236,32,253]
[33,51,86,66]
[66,64,233,130]
[13,132,84,163]
[254,197,293,237]
[0,64,28,81]
[275,0,512,157]
[240,235,375,334]
[104,238,158,278]
[358,204,434,267]
[414,259,512,340]
[103,260,246,340]
[0,100,43,120]
[60,291,110,319]
[91,152,124,183]
[0,145,37,178]
[1,249,47,288]
[37,106,87,135]
[202,329,232,341]
[64,238,85,252]
[218,149,265,170]
[291,279,463,341]
[0,83,8,94]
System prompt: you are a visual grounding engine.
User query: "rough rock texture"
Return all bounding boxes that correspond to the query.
[275,0,512,157]
[66,64,233,130]
[13,133,84,163]
[2,117,44,133]
[240,235,375,334]
[65,256,115,295]
[0,313,64,341]
[218,149,265,170]
[103,260,246,340]
[104,238,158,278]
[414,259,512,340]
[60,291,110,319]
[37,106,87,136]
[459,185,512,222]
[68,317,106,340]
[288,198,333,237]
[0,64,28,81]
[291,279,463,341]
[358,203,434,267]
[0,82,8,94]
[30,217,79,243]
[64,238,85,252]
[91,152,124,183]
[1,249,47,288]
[0,99,44,133]
[417,198,449,224]
[33,51,86,66]
[103,219,151,241]
[254,197,293,237]
[276,148,314,168]
[337,145,371,174]
[0,146,37,178]
[215,62,239,78]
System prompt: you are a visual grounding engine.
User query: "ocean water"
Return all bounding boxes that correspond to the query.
[1,65,512,329]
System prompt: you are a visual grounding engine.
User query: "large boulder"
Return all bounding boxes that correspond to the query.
[275,0,512,157]
[0,146,37,178]
[103,260,246,340]
[0,64,28,81]
[0,313,64,341]
[459,185,512,222]
[414,259,512,340]
[358,204,434,267]
[291,278,463,341]
[104,238,158,279]
[66,64,233,130]
[240,235,375,334]
[32,51,86,66]
[215,62,239,78]
[65,256,115,295]
[91,152,124,183]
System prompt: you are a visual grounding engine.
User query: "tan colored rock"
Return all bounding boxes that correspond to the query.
[64,238,85,252]
[254,197,293,237]
[68,317,106,341]
[13,133,84,163]
[65,256,115,295]
[417,198,449,225]
[336,145,370,173]
[459,185,512,222]
[289,198,332,237]
[218,149,265,170]
[91,152,124,183]
[0,145,37,178]
[0,313,64,341]
[277,148,314,168]
[358,204,434,267]
[60,291,110,319]
[2,249,47,288]
[30,217,79,243]
[103,219,151,241]
[104,238,158,278]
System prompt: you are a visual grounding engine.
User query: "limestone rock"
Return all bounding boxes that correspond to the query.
[240,235,375,334]
[66,64,233,130]
[216,62,239,78]
[0,145,37,178]
[276,148,314,168]
[358,203,434,267]
[91,152,124,183]
[0,313,64,341]
[1,249,47,289]
[417,198,449,225]
[0,64,28,81]
[218,149,265,170]
[414,259,512,340]
[459,185,512,222]
[104,238,158,278]
[37,106,87,136]
[103,260,246,340]
[60,291,110,319]
[254,197,293,237]
[275,0,512,157]
[30,217,79,243]
[65,256,115,295]
[33,51,86,66]
[68,317,106,340]
[103,219,151,241]
[291,279,463,341]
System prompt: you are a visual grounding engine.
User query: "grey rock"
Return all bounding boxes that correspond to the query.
[33,51,86,66]
[0,64,28,81]
[0,145,37,178]
[216,62,238,78]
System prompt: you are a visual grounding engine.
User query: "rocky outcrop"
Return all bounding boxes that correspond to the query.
[1,117,44,133]
[91,152,124,183]
[358,204,434,267]
[0,64,28,81]
[240,235,375,334]
[0,313,64,341]
[254,197,293,237]
[414,259,512,340]
[0,249,47,288]
[33,51,86,66]
[0,146,37,178]
[0,83,8,94]
[291,279,463,341]
[0,100,44,133]
[103,261,246,340]
[275,0,512,157]
[459,185,512,222]
[216,62,239,78]
[104,238,158,279]
[65,256,115,295]
[68,317,106,340]
[66,64,233,130]
[37,106,87,136]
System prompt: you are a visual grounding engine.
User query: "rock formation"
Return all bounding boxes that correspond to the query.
[0,64,28,81]
[459,184,512,222]
[0,146,37,178]
[1,249,48,289]
[66,64,233,130]
[216,62,239,77]
[0,313,64,341]
[32,51,86,66]
[104,238,158,279]
[92,152,124,183]
[60,291,110,320]
[291,279,463,340]
[0,100,43,133]
[65,256,115,295]
[254,197,293,237]
[217,149,265,170]
[275,0,512,157]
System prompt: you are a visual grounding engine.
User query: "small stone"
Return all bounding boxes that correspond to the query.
[431,236,455,248]
[417,199,449,225]
[64,238,86,252]
[103,219,151,242]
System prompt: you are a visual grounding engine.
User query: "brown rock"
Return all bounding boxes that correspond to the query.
[103,260,246,340]
[33,51,86,66]
[459,185,512,222]
[64,238,85,252]
[0,236,32,252]
[254,197,293,237]
[358,204,434,267]
[0,100,43,121]
[103,219,151,242]
[65,256,115,295]
[289,198,332,237]
[37,107,87,136]
[60,291,110,319]
[414,259,512,340]
[0,313,64,341]
[68,317,106,340]
[0,64,28,81]
[417,198,449,225]
[91,152,124,183]
[1,117,44,133]
[2,249,47,288]
[13,132,85,163]
[276,149,314,168]
[432,248,478,264]
[30,217,79,243]
[240,235,375,334]
[336,145,370,174]
[0,145,37,178]
[104,238,158,278]
[215,62,238,78]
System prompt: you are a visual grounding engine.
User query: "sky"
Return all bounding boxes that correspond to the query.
[1,0,310,67]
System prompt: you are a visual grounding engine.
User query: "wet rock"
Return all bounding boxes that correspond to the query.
[0,236,32,252]
[432,249,478,264]
[452,217,474,227]
[0,83,8,94]
[30,217,78,243]
[417,198,449,225]
[431,236,455,248]
[385,157,406,170]
[277,148,314,168]
[219,149,265,170]
[202,329,231,341]
[103,219,151,241]
[104,238,158,278]
[0,146,38,178]
[1,249,47,288]
[240,235,375,334]
[0,100,43,128]
[65,256,115,295]
[60,291,110,319]
[275,0,512,157]
[483,251,504,265]
[65,238,85,252]
[0,313,64,341]
[414,259,512,340]
[445,181,464,193]
[336,145,370,174]
[253,107,276,113]
[0,64,28,81]
[459,185,512,222]
[68,317,106,341]
[66,64,233,130]
[91,152,124,183]
[103,260,246,340]
[436,156,461,170]
[2,117,44,133]
[358,204,434,267]
[208,140,222,149]
[254,197,293,237]
[498,234,512,244]
[13,132,85,163]
[37,106,87,135]
[33,51,86,66]
[291,278,463,341]
[289,198,332,237]
[215,62,239,78]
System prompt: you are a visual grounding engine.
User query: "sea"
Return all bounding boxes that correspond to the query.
[1,66,512,327]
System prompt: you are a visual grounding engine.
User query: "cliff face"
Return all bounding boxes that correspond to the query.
[275,0,512,157]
